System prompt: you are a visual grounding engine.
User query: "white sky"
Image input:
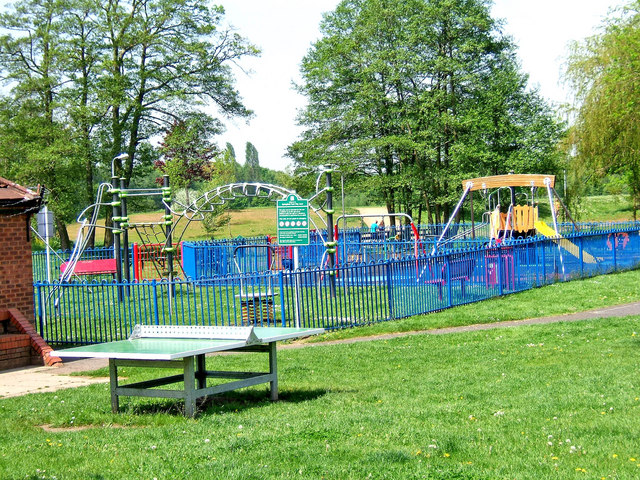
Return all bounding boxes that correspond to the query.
[219,0,627,172]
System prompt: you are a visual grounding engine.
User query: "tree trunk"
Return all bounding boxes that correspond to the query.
[104,210,113,248]
[85,154,95,248]
[55,218,71,251]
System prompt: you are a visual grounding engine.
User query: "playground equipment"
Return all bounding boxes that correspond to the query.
[433,173,603,281]
[46,161,346,324]
[334,212,423,264]
[534,220,601,264]
[434,174,565,250]
[233,244,277,325]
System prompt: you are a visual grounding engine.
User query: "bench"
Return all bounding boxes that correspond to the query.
[425,257,476,299]
[60,258,117,277]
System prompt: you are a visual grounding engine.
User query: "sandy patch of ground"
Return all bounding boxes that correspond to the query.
[355,207,388,227]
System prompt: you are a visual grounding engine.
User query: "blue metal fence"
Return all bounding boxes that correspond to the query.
[34,225,640,345]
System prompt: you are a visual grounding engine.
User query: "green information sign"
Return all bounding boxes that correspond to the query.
[277,195,310,246]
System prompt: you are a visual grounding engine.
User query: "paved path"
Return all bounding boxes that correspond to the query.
[2,302,640,398]
[289,301,640,348]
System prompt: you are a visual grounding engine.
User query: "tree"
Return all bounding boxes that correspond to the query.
[155,114,221,205]
[0,0,259,246]
[0,0,80,247]
[290,0,563,224]
[0,98,84,249]
[244,141,260,182]
[201,150,238,236]
[565,1,640,218]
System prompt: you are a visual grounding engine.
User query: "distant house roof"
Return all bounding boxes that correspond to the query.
[0,176,43,214]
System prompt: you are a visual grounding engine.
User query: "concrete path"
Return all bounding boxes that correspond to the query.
[290,301,640,348]
[2,302,640,399]
[0,358,109,399]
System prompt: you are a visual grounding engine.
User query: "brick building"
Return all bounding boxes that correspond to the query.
[0,177,59,369]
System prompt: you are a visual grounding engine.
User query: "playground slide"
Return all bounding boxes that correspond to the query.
[534,221,601,264]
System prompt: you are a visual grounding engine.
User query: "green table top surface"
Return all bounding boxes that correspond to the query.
[51,327,324,360]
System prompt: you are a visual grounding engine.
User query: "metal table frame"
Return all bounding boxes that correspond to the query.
[109,342,278,417]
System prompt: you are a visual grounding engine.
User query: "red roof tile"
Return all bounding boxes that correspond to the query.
[0,176,41,202]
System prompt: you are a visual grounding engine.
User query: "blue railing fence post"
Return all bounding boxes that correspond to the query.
[612,233,618,271]
[386,260,394,320]
[497,246,504,296]
[446,254,453,307]
[579,236,584,277]
[541,241,547,285]
[152,279,160,325]
[278,270,286,327]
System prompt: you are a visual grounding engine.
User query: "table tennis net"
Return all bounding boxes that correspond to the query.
[129,324,260,345]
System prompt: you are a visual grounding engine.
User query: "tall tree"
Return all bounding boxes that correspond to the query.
[0,0,79,247]
[244,141,260,182]
[565,1,640,218]
[290,0,563,224]
[0,0,259,246]
[155,114,220,205]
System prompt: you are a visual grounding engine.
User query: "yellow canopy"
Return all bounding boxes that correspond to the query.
[462,174,555,192]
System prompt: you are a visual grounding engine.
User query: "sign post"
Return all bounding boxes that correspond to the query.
[277,195,310,328]
[276,195,310,247]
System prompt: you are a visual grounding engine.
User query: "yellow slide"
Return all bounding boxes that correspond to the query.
[534,221,601,264]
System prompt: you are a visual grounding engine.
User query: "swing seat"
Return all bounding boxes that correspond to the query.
[61,259,117,277]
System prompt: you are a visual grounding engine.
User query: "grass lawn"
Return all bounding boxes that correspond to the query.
[65,207,280,244]
[313,267,640,342]
[1,317,640,479]
[62,206,367,246]
[3,270,640,479]
[576,195,635,222]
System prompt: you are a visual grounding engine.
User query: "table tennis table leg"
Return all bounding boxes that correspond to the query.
[196,354,206,390]
[183,356,197,418]
[109,359,119,413]
[268,341,278,401]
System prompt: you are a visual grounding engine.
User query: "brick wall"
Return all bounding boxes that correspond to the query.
[0,214,34,322]
[0,333,33,369]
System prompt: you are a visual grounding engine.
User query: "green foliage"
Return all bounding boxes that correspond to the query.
[0,97,83,248]
[565,1,640,218]
[156,115,222,206]
[244,141,261,182]
[0,0,259,246]
[290,0,564,225]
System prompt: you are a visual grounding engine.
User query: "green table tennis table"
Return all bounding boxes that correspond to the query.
[51,325,324,417]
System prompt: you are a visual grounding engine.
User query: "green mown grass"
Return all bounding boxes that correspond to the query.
[576,194,634,222]
[2,314,640,479]
[6,268,640,479]
[312,267,640,342]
